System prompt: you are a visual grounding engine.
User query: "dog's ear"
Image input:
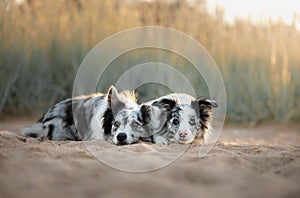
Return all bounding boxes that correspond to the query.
[152,98,177,111]
[140,98,177,126]
[107,85,125,116]
[140,105,151,125]
[192,98,218,131]
[197,98,218,109]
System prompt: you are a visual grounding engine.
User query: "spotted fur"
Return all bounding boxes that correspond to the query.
[169,97,218,144]
[142,93,218,145]
[110,108,149,145]
[140,97,178,144]
[21,86,139,143]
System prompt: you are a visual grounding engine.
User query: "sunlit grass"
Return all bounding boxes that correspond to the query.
[0,0,299,123]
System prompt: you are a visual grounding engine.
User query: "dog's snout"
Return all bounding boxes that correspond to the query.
[117,132,127,142]
[179,130,188,138]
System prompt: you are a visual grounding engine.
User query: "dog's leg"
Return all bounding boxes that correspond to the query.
[192,136,204,146]
[153,135,169,145]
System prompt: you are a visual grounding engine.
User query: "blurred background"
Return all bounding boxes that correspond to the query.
[0,0,299,124]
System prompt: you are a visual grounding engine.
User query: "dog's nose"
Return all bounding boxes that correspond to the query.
[117,132,127,142]
[179,130,188,138]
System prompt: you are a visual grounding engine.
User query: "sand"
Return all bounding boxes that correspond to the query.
[0,118,299,198]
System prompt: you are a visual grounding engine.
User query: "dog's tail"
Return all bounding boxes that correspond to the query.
[21,123,44,138]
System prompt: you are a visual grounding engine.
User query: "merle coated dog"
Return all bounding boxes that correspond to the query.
[22,86,148,145]
[141,93,218,145]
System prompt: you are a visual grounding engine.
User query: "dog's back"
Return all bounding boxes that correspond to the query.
[22,93,107,141]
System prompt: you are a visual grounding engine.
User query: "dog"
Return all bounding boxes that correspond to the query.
[22,86,148,145]
[141,93,218,145]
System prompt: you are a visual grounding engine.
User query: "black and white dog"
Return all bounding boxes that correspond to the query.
[141,93,218,145]
[22,86,149,145]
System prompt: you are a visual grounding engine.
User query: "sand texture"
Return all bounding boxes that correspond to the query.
[0,118,299,198]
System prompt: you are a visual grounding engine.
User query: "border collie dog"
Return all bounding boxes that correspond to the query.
[22,86,148,145]
[142,93,218,145]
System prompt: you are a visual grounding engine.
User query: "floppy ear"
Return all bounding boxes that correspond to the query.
[151,98,177,111]
[140,105,151,125]
[107,85,125,116]
[140,99,177,126]
[197,98,218,109]
[192,98,218,131]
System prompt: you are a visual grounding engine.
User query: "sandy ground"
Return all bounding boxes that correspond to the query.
[0,118,299,198]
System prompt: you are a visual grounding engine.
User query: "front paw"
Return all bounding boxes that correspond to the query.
[192,137,203,146]
[154,136,169,145]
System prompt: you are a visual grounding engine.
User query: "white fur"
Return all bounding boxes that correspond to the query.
[144,93,217,145]
[21,86,140,144]
[171,105,201,144]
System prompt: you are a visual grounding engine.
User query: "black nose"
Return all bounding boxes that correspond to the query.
[117,133,127,142]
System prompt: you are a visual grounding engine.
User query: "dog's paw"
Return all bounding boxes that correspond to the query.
[154,136,169,145]
[190,137,204,148]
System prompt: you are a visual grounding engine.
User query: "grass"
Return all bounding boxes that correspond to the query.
[0,0,299,123]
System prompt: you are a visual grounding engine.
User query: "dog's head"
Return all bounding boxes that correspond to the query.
[103,86,150,145]
[110,108,147,145]
[169,98,218,144]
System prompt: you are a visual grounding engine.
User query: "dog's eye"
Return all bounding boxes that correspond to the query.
[172,118,180,125]
[189,119,196,126]
[113,121,120,129]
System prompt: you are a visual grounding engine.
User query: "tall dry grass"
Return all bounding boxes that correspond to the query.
[0,0,299,123]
